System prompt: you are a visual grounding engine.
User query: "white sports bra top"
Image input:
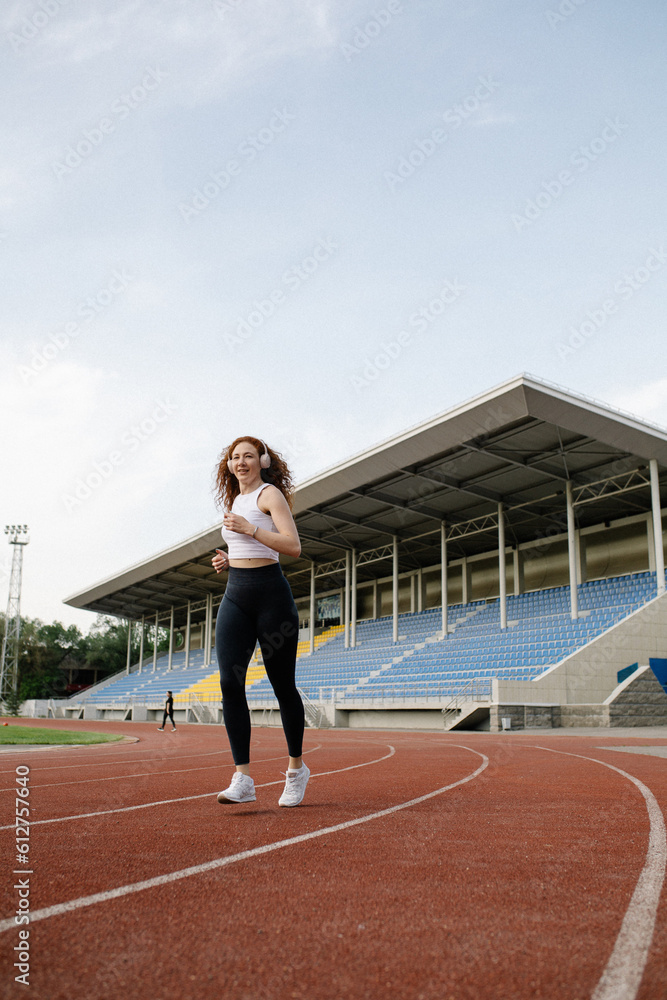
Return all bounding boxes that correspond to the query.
[220,483,279,561]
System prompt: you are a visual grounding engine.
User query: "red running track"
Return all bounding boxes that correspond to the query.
[0,719,666,1000]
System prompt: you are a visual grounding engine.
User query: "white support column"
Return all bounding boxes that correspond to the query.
[351,548,357,648]
[417,567,423,613]
[138,614,145,674]
[204,594,212,667]
[185,601,191,670]
[441,522,448,638]
[309,562,316,655]
[167,606,174,671]
[152,611,159,671]
[409,574,416,614]
[372,580,378,620]
[461,556,469,606]
[650,458,665,594]
[392,535,399,643]
[647,514,656,572]
[513,548,523,597]
[125,619,133,675]
[344,551,351,649]
[209,594,215,664]
[498,503,507,630]
[566,480,578,620]
[575,529,583,584]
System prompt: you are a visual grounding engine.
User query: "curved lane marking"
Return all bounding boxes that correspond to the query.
[534,746,666,1000]
[0,747,487,931]
[0,748,234,774]
[0,743,324,794]
[0,732,393,774]
[0,744,393,831]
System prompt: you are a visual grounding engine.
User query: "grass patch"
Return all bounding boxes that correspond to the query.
[0,726,124,746]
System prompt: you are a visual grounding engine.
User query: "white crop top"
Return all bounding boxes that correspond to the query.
[220,483,280,561]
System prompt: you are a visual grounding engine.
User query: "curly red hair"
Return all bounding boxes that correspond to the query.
[214,437,295,510]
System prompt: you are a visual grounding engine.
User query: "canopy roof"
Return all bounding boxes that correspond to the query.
[64,374,667,625]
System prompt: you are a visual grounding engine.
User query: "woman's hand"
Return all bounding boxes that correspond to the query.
[212,548,229,573]
[222,512,254,535]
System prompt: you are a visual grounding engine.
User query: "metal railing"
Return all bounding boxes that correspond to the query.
[333,679,492,707]
[299,688,331,729]
[441,678,491,728]
[186,695,216,724]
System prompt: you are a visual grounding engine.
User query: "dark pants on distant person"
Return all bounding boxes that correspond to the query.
[161,708,175,729]
[215,564,304,765]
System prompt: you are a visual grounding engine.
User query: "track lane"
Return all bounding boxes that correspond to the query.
[0,744,395,830]
[533,745,667,1000]
[0,742,483,916]
[2,730,666,1000]
[0,747,488,933]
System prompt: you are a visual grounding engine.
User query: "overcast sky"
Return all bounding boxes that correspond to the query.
[2,0,666,631]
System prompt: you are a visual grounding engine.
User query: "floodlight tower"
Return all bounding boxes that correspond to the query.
[0,525,30,703]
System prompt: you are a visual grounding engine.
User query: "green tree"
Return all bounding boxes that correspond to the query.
[85,616,141,676]
[0,613,184,701]
[3,688,23,716]
[17,618,86,700]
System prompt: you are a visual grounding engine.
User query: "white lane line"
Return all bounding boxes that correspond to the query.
[0,733,387,774]
[0,748,232,774]
[0,743,324,793]
[0,738,384,775]
[0,762,247,792]
[0,745,395,831]
[533,746,666,1000]
[0,731,271,770]
[0,747,487,932]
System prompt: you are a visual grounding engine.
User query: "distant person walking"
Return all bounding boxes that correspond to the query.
[212,437,309,807]
[157,690,176,732]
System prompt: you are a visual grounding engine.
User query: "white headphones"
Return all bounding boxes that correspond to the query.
[259,440,271,468]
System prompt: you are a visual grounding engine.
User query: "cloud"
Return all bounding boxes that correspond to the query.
[471,111,518,127]
[607,378,667,430]
[4,0,342,87]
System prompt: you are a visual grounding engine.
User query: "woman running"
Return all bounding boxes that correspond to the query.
[212,436,309,807]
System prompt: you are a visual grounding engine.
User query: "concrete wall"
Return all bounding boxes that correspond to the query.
[20,700,51,718]
[346,709,444,730]
[606,664,667,727]
[489,704,560,732]
[492,664,667,730]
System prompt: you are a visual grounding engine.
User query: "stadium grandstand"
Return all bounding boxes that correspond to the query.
[43,373,667,732]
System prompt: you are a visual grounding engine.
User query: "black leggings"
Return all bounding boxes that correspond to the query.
[215,564,304,765]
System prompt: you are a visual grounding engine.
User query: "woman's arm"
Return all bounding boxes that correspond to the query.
[222,485,301,558]
[212,548,229,573]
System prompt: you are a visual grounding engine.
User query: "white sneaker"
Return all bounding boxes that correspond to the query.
[279,763,310,807]
[217,772,256,804]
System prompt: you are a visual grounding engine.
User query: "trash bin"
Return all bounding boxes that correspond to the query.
[501,716,512,731]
